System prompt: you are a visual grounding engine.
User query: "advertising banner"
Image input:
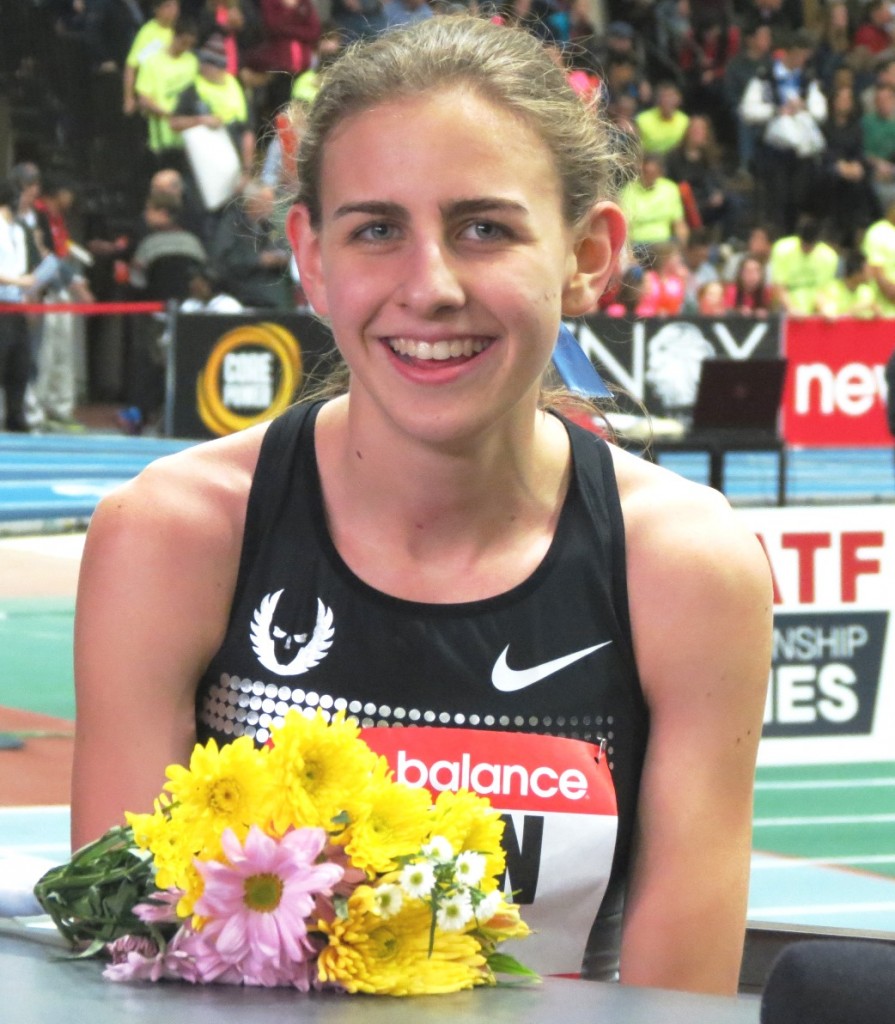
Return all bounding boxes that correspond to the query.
[782,318,892,447]
[572,315,782,418]
[166,312,336,439]
[740,505,895,766]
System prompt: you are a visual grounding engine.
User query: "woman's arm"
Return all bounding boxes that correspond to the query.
[616,459,772,995]
[71,442,255,850]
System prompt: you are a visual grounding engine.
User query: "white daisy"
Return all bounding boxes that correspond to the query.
[437,891,473,932]
[400,861,436,899]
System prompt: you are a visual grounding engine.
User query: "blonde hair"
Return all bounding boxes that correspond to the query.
[295,15,631,230]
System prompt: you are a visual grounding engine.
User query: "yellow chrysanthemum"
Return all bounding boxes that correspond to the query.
[317,885,488,995]
[341,760,433,876]
[266,710,380,834]
[427,790,506,891]
[162,736,273,848]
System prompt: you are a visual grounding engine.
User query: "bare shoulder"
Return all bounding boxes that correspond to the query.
[80,423,270,626]
[609,443,770,599]
[607,444,773,706]
[96,425,266,539]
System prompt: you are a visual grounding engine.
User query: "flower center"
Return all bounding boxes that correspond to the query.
[208,778,240,814]
[243,872,284,913]
[369,926,398,962]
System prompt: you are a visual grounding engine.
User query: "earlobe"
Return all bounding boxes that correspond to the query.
[562,202,627,317]
[286,204,328,316]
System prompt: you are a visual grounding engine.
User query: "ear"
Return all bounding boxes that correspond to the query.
[286,204,329,316]
[561,202,627,317]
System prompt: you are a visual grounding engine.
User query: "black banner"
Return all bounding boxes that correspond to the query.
[166,312,337,439]
[570,315,782,418]
[763,611,888,738]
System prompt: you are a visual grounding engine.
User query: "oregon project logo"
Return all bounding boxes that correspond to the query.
[249,590,334,676]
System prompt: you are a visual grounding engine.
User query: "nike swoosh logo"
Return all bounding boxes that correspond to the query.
[491,641,612,692]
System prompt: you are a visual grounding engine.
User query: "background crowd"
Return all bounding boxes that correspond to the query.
[3,0,895,433]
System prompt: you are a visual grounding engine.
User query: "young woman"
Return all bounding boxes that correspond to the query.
[72,15,772,996]
[725,254,771,317]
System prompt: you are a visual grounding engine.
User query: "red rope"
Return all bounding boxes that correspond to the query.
[0,301,166,315]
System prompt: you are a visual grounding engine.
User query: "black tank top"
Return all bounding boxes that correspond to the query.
[196,401,649,980]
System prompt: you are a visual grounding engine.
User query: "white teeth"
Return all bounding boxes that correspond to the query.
[389,338,490,360]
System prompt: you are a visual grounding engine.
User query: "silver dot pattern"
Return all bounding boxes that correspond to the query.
[199,672,616,767]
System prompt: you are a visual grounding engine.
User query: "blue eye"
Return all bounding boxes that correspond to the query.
[355,222,396,242]
[463,221,510,241]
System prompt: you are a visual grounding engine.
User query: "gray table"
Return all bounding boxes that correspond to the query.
[1,933,760,1024]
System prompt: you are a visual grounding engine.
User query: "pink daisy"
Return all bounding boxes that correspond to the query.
[194,826,343,986]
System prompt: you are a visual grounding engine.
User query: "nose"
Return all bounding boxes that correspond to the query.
[395,239,466,315]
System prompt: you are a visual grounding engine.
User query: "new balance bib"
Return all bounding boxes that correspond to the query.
[196,401,648,979]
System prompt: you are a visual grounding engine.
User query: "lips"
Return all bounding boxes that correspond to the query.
[387,337,494,362]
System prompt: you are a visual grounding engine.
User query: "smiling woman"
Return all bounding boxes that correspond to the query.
[71,14,772,999]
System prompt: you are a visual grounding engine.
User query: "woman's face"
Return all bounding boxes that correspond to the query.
[834,87,854,117]
[290,89,619,445]
[740,257,763,292]
[687,117,709,149]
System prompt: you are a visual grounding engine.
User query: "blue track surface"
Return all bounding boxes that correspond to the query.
[1,434,892,523]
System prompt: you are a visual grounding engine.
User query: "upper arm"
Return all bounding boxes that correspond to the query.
[618,479,772,994]
[71,455,247,850]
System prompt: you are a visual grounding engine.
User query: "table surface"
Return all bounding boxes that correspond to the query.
[1,932,760,1024]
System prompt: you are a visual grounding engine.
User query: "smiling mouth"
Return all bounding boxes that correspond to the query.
[387,337,494,362]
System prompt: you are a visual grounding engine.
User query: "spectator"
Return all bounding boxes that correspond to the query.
[666,115,738,240]
[635,242,689,317]
[678,8,740,145]
[724,253,772,317]
[724,21,774,173]
[329,0,387,41]
[620,153,689,249]
[123,0,179,115]
[740,28,828,233]
[135,16,200,174]
[209,180,293,308]
[126,189,208,431]
[129,190,207,299]
[243,0,323,118]
[383,0,433,28]
[742,0,803,43]
[0,180,34,433]
[680,229,719,312]
[862,83,895,211]
[32,177,94,431]
[813,1,852,93]
[816,249,882,318]
[821,84,878,247]
[635,81,690,155]
[179,266,244,312]
[194,1,263,72]
[170,33,256,187]
[861,201,895,314]
[696,279,727,316]
[768,215,839,315]
[853,1,895,56]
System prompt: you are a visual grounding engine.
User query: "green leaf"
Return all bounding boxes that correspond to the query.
[485,952,541,980]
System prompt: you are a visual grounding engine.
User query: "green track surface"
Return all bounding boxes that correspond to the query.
[0,598,75,720]
[754,763,895,879]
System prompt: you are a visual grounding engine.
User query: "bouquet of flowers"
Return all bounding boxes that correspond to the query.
[34,711,535,995]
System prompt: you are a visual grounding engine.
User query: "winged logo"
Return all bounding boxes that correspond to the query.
[249,590,334,676]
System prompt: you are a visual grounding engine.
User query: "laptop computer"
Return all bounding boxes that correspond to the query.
[689,357,788,438]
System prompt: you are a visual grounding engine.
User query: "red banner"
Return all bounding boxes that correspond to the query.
[782,319,893,447]
[361,727,617,817]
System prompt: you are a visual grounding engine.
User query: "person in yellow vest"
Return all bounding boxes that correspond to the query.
[124,0,180,116]
[861,202,895,315]
[620,153,689,250]
[170,33,256,179]
[135,17,200,172]
[634,81,690,155]
[816,250,883,319]
[768,216,839,316]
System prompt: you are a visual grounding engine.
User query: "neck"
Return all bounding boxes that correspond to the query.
[314,394,571,591]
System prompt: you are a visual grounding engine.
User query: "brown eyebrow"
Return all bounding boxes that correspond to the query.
[331,198,529,220]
